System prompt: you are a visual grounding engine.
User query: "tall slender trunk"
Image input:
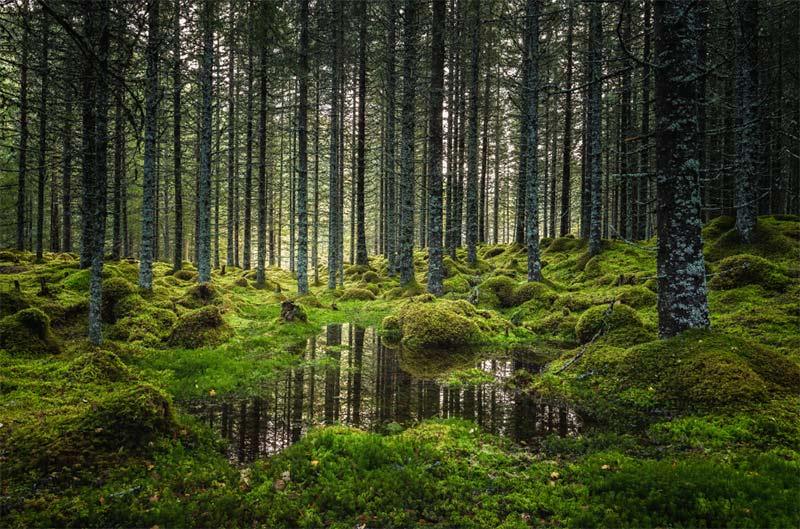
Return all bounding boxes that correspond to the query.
[197,0,214,282]
[62,72,73,252]
[226,0,235,267]
[112,93,123,259]
[523,0,541,281]
[620,0,633,240]
[427,0,446,295]
[328,0,342,289]
[465,0,480,264]
[398,0,418,285]
[559,0,575,236]
[355,0,368,265]
[385,0,398,273]
[36,13,49,261]
[654,0,709,337]
[256,44,267,287]
[313,62,320,285]
[138,0,159,289]
[733,0,759,243]
[172,0,183,271]
[638,0,651,239]
[296,0,310,292]
[17,0,29,252]
[243,0,254,270]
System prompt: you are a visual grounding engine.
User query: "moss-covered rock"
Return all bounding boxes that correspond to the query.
[443,274,471,294]
[574,303,645,344]
[512,281,558,307]
[616,285,658,308]
[362,270,381,283]
[0,308,60,355]
[340,287,376,301]
[234,276,250,287]
[168,305,232,348]
[553,292,603,312]
[109,307,178,345]
[384,279,424,300]
[705,216,799,263]
[546,236,581,253]
[382,299,485,351]
[477,275,517,308]
[708,254,791,291]
[100,276,136,322]
[174,269,198,281]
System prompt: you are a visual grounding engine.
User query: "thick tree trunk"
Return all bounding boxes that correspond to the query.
[398,0,417,285]
[427,0,446,295]
[587,2,603,257]
[654,0,710,337]
[138,0,159,290]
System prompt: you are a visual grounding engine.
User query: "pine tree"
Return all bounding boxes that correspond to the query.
[587,1,603,257]
[197,0,214,283]
[465,0,480,265]
[523,0,541,281]
[297,0,310,293]
[398,0,418,285]
[427,0,446,295]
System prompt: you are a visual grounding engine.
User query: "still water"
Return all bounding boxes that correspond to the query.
[184,324,579,462]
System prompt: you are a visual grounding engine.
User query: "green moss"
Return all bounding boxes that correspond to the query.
[173,269,198,281]
[511,281,557,307]
[708,253,792,291]
[574,303,644,344]
[178,282,223,309]
[361,270,380,283]
[340,287,376,301]
[443,274,471,294]
[0,308,60,355]
[8,383,177,474]
[0,289,31,317]
[382,299,484,351]
[384,278,424,300]
[553,292,604,312]
[477,275,516,308]
[64,349,133,383]
[546,236,580,253]
[705,215,799,263]
[109,307,177,345]
[615,285,657,308]
[101,276,136,322]
[168,305,232,348]
[234,276,249,287]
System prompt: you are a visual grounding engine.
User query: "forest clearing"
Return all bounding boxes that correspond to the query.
[1,0,799,527]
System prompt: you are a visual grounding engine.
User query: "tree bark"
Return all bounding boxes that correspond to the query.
[398,0,417,285]
[587,2,603,257]
[297,0,310,292]
[174,0,183,271]
[427,0,446,295]
[355,0,368,266]
[197,0,214,283]
[523,0,541,281]
[654,0,710,337]
[559,0,575,236]
[17,0,29,252]
[36,12,49,261]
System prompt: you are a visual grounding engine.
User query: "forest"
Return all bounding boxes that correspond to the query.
[0,0,799,526]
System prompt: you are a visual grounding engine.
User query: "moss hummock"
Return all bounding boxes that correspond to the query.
[168,305,232,348]
[382,298,485,351]
[340,287,376,301]
[574,302,649,345]
[709,253,791,291]
[0,308,60,355]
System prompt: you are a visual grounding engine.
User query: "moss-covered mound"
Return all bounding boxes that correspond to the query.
[178,282,223,309]
[340,287,376,301]
[443,274,471,294]
[574,302,651,346]
[704,215,799,263]
[100,276,136,322]
[63,349,133,383]
[109,306,177,346]
[708,254,792,291]
[546,330,800,426]
[511,281,558,307]
[361,270,381,283]
[8,383,177,473]
[615,285,658,308]
[382,298,485,351]
[173,268,198,281]
[0,289,31,317]
[168,305,232,348]
[0,308,60,355]
[476,275,516,307]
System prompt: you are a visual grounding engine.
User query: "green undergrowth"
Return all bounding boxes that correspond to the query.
[1,214,799,527]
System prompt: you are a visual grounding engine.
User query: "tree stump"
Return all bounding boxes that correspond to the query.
[280,300,307,323]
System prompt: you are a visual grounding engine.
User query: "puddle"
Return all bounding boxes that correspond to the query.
[184,324,580,462]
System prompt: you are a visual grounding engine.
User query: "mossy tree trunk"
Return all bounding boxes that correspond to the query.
[398,0,417,285]
[197,0,214,284]
[297,0,310,293]
[172,0,183,271]
[328,0,342,289]
[523,0,541,282]
[138,0,159,290]
[256,43,267,287]
[559,0,575,237]
[465,0,480,265]
[587,1,603,257]
[354,0,368,267]
[243,0,254,271]
[654,0,710,338]
[427,0,446,296]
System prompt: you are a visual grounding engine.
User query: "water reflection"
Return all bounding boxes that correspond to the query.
[185,324,580,462]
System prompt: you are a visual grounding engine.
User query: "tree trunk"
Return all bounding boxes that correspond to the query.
[385,0,398,274]
[523,0,541,281]
[733,0,759,243]
[243,0,254,270]
[62,71,73,253]
[328,0,342,289]
[427,0,446,295]
[559,0,575,236]
[398,0,418,285]
[355,0,368,266]
[138,0,159,290]
[638,0,651,239]
[587,2,603,257]
[654,0,710,337]
[256,43,267,287]
[297,0,310,292]
[197,0,214,283]
[112,92,123,259]
[226,0,235,268]
[36,12,49,261]
[174,0,183,271]
[466,0,480,265]
[17,0,29,252]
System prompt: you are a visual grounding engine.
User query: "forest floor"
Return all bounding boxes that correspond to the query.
[1,214,799,528]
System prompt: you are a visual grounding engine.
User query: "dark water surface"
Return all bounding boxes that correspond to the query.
[183,324,579,462]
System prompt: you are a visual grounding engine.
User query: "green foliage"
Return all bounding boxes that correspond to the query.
[0,308,60,355]
[168,306,232,348]
[709,253,792,291]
